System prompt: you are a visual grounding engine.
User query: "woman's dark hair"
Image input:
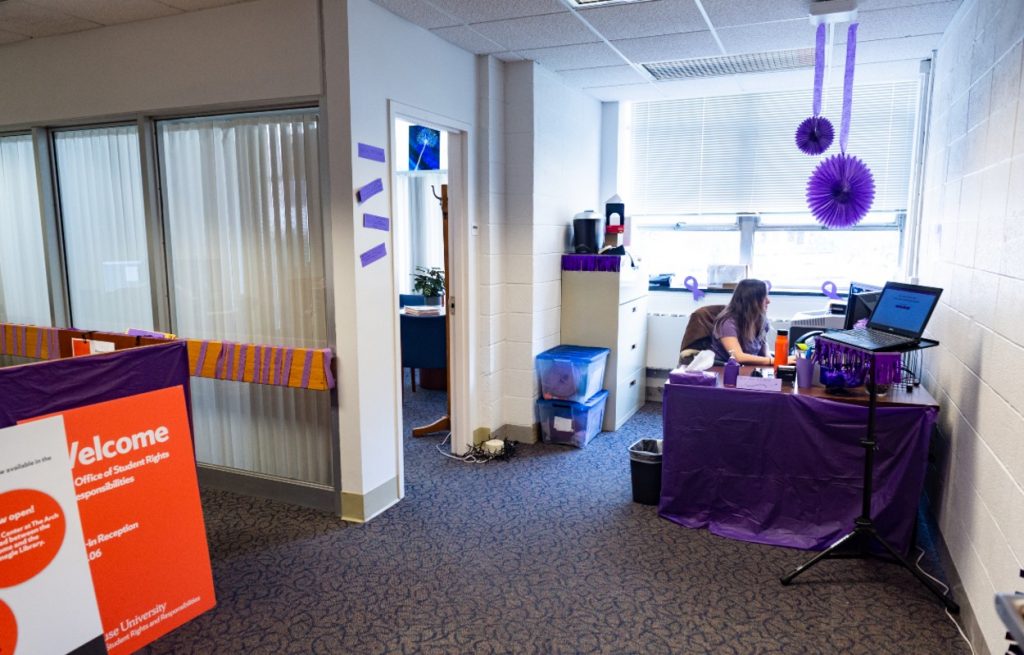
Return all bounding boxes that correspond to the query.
[713,279,768,346]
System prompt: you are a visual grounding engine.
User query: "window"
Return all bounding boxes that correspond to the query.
[158,110,331,484]
[0,134,50,325]
[622,81,919,290]
[54,125,153,331]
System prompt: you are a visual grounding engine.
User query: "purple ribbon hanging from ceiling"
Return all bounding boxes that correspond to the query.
[813,23,826,116]
[840,22,858,153]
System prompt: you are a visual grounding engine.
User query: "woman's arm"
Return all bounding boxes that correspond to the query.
[719,336,772,366]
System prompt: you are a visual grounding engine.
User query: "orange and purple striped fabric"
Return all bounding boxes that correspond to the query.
[0,324,61,360]
[185,340,335,391]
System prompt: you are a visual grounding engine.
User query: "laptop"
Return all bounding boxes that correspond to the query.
[822,281,943,352]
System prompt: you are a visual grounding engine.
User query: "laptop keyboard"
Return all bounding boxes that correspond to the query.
[835,327,912,349]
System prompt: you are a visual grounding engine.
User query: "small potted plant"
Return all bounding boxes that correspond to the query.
[412,266,445,305]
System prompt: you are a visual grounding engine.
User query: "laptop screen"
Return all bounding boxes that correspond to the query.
[867,282,943,338]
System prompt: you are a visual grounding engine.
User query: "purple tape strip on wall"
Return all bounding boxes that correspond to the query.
[363,213,390,231]
[357,178,384,203]
[358,143,386,162]
[360,242,388,267]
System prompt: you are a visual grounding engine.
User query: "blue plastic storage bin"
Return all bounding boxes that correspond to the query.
[535,345,610,403]
[536,390,608,448]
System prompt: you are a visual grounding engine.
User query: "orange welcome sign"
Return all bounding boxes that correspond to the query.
[29,386,215,654]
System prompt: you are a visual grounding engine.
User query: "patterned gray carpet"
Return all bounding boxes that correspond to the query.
[142,385,969,654]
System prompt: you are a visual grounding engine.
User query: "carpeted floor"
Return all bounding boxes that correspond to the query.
[141,384,970,654]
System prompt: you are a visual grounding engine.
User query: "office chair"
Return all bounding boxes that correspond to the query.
[678,304,726,366]
[400,313,446,392]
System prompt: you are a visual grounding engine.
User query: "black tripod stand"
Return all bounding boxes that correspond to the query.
[780,339,959,613]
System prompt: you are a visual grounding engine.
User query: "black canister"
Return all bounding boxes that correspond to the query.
[572,211,604,254]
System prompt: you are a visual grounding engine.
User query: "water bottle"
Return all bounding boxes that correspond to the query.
[724,352,740,387]
[774,329,789,370]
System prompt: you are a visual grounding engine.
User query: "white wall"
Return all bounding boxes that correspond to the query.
[501,62,601,437]
[476,56,507,439]
[335,0,478,502]
[917,0,1024,652]
[0,0,320,125]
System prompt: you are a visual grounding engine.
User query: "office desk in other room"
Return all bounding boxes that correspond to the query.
[659,375,937,554]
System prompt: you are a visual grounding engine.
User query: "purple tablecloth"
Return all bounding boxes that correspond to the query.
[0,341,192,429]
[659,383,936,554]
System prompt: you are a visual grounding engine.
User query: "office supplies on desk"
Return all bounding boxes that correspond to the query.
[776,364,797,383]
[736,376,782,392]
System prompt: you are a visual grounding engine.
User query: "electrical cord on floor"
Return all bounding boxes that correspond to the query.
[435,432,517,464]
[915,547,976,655]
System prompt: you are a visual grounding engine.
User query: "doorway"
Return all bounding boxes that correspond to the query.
[389,103,472,480]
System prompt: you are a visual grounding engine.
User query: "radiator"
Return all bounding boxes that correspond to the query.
[646,313,690,370]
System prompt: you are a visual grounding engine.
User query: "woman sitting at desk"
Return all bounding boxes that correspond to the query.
[710,278,791,366]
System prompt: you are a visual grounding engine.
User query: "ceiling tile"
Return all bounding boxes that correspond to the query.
[558,64,649,87]
[611,30,720,63]
[848,34,941,64]
[0,28,29,44]
[838,2,961,42]
[26,0,182,26]
[429,0,566,24]
[430,25,506,54]
[576,0,705,41]
[716,19,814,55]
[517,42,624,70]
[370,0,461,29]
[856,0,960,11]
[700,0,808,28]
[494,51,525,62]
[469,13,599,50]
[156,0,249,10]
[0,0,99,37]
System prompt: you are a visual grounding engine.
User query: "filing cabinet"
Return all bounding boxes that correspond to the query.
[560,256,648,431]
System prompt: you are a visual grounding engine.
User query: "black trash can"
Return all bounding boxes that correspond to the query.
[628,438,663,505]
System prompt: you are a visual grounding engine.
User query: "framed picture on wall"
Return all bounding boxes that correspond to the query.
[409,125,440,171]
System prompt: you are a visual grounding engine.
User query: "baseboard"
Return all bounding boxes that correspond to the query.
[493,423,537,444]
[341,476,400,523]
[197,464,336,514]
[923,448,990,655]
[646,367,671,403]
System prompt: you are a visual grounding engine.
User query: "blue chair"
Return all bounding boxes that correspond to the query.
[400,313,446,391]
[399,294,426,308]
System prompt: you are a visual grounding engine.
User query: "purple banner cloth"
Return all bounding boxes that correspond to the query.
[659,382,935,554]
[357,143,386,162]
[560,254,621,272]
[357,178,383,203]
[813,23,825,116]
[0,342,192,434]
[840,23,858,152]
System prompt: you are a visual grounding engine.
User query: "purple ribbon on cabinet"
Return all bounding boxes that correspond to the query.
[821,280,841,300]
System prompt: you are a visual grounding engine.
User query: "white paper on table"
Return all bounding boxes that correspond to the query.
[736,376,783,392]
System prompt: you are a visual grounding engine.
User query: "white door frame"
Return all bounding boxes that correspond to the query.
[387,101,475,492]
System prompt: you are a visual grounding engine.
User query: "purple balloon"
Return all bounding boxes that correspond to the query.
[795,115,834,155]
[807,153,875,228]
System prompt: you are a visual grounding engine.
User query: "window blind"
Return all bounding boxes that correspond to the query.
[626,81,919,217]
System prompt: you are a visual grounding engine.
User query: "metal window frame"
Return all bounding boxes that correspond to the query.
[634,210,905,286]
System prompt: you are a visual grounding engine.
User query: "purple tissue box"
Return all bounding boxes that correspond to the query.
[668,370,718,386]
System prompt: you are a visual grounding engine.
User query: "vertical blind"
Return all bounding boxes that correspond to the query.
[54,126,154,332]
[0,134,50,326]
[626,81,920,217]
[159,110,331,485]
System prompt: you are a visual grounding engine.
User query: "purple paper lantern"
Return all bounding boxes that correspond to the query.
[806,153,875,228]
[796,115,834,155]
